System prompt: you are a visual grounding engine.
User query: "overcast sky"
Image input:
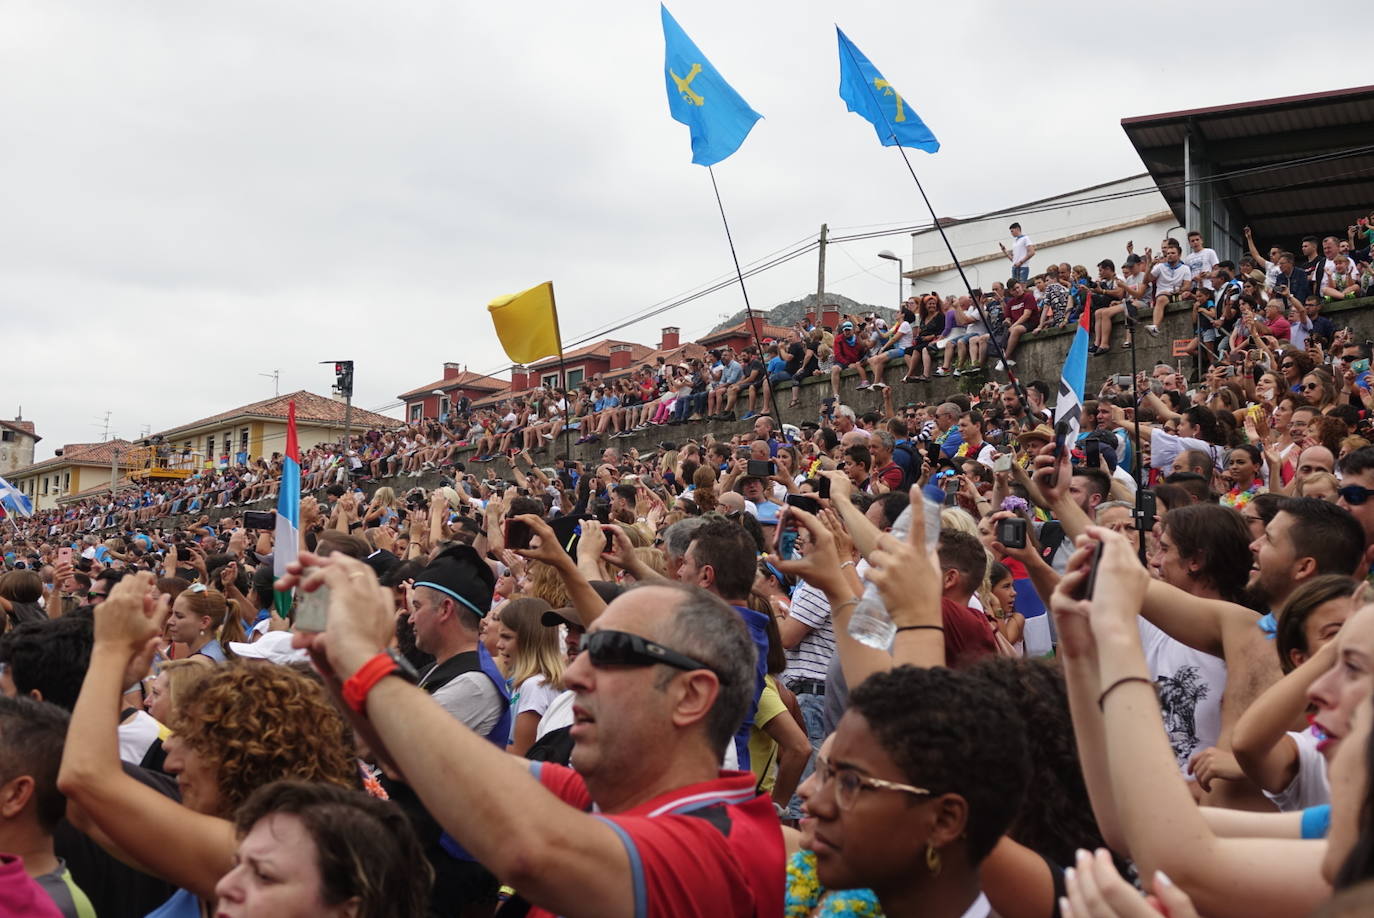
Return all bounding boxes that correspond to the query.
[3,1,1342,460]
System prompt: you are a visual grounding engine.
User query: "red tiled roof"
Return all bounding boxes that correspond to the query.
[526,340,654,371]
[9,439,136,476]
[397,370,507,401]
[155,391,400,439]
[0,419,38,441]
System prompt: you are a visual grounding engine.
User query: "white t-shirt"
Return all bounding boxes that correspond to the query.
[1264,727,1330,812]
[1138,618,1226,775]
[891,321,914,350]
[1011,234,1033,267]
[118,710,163,765]
[536,689,576,739]
[1150,429,1224,472]
[513,673,562,721]
[1184,248,1219,288]
[1151,260,1193,295]
[782,581,835,684]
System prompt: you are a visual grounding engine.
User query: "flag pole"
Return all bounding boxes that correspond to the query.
[549,284,572,470]
[838,38,1033,422]
[707,166,784,434]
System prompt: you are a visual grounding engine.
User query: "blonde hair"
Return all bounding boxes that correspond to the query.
[500,597,564,692]
[633,546,667,579]
[526,561,571,609]
[1295,471,1339,500]
[156,658,212,718]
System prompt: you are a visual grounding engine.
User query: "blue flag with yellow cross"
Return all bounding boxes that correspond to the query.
[836,27,940,152]
[661,4,761,166]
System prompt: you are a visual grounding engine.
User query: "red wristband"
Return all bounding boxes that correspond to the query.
[342,653,398,715]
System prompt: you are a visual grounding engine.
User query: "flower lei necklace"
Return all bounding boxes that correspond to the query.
[1222,480,1263,509]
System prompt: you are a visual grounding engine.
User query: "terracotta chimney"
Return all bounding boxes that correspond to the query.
[746,316,765,340]
[510,365,529,392]
[821,306,840,329]
[609,345,634,371]
[660,326,681,350]
[443,362,464,380]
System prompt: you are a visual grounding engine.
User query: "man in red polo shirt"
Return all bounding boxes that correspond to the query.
[935,530,999,666]
[288,557,782,918]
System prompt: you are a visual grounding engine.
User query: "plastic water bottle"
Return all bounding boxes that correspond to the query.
[847,495,943,649]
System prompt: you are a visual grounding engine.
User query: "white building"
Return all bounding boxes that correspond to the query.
[905,174,1178,293]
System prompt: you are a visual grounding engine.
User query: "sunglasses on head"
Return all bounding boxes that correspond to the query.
[584,630,713,674]
[1339,484,1374,506]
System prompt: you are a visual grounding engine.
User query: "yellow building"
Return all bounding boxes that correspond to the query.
[150,390,399,470]
[7,440,133,512]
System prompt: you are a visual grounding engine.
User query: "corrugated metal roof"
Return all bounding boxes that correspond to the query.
[1122,85,1374,244]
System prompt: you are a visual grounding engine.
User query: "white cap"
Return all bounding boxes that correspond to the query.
[227,630,308,665]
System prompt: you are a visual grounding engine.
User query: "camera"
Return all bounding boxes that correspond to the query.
[996,517,1026,549]
[1112,374,1133,389]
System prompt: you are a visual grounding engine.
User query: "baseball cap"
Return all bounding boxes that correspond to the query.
[227,630,309,665]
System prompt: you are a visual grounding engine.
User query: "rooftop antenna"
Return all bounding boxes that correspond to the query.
[95,411,112,441]
[259,369,281,396]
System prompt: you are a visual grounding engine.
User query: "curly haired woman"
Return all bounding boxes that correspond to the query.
[59,572,358,917]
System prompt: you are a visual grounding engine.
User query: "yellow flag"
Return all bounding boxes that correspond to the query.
[487,281,562,365]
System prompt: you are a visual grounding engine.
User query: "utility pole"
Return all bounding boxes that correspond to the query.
[816,223,828,309]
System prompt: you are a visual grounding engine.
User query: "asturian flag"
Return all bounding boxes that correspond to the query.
[272,401,301,619]
[661,4,762,166]
[0,475,33,518]
[1055,303,1092,444]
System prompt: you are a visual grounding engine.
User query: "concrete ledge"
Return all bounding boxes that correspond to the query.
[96,296,1374,534]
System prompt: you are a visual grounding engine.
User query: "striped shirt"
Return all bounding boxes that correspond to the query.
[782,582,835,684]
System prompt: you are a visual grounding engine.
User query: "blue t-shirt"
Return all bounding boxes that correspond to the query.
[767,356,786,375]
[731,604,771,772]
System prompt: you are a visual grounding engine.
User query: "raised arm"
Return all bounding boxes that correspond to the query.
[1232,640,1337,793]
[57,574,236,901]
[1079,529,1330,918]
[290,555,636,918]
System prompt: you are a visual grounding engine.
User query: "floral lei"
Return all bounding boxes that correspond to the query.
[1222,481,1263,510]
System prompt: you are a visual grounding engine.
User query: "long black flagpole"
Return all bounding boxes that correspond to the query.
[838,37,1033,421]
[708,165,784,434]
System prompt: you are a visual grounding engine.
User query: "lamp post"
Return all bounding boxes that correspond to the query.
[877,250,904,309]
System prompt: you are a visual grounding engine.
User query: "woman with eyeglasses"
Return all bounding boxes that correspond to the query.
[805,665,1028,918]
[1280,350,1316,392]
[1304,368,1339,412]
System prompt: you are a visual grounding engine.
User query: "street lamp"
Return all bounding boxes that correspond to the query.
[877,250,904,309]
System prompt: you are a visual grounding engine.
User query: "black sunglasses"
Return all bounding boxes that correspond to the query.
[1339,484,1374,506]
[584,630,713,674]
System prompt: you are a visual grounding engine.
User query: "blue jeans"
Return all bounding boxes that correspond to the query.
[1012,265,1029,283]
[785,690,828,819]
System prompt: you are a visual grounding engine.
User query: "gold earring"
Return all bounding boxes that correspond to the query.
[926,842,942,876]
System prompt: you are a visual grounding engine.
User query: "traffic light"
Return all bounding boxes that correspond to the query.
[334,361,354,397]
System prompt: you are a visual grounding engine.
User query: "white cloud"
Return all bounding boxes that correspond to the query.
[1,0,1339,455]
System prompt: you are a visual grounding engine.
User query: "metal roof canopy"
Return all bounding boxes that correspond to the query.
[1122,85,1374,251]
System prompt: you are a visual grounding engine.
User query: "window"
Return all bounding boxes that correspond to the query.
[63,472,70,492]
[438,395,450,418]
[0,430,12,442]
[42,477,49,496]
[409,403,422,422]
[542,373,559,389]
[207,436,215,464]
[240,428,250,453]
[566,368,585,388]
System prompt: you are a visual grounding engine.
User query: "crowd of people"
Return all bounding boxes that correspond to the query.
[4,215,1374,918]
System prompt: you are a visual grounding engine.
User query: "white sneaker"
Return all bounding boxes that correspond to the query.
[1144,325,1161,338]
[994,360,1006,371]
